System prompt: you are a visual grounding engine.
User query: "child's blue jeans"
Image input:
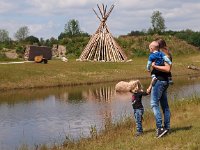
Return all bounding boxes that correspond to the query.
[133,108,144,133]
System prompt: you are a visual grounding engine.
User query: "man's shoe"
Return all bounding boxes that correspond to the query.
[156,128,168,138]
[165,129,170,134]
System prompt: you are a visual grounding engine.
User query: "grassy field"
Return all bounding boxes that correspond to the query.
[0,54,200,91]
[44,97,199,150]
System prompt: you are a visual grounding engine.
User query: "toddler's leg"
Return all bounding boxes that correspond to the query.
[133,109,144,136]
[151,74,157,86]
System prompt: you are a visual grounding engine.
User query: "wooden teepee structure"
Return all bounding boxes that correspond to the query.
[79,4,127,62]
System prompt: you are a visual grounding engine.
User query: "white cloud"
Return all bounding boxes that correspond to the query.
[24,0,97,15]
[0,1,15,13]
[1,0,200,38]
[29,21,61,39]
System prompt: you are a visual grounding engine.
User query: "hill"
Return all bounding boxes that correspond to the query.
[117,35,200,58]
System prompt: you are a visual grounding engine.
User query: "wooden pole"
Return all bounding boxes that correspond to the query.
[93,8,101,22]
[97,4,104,19]
[79,3,127,62]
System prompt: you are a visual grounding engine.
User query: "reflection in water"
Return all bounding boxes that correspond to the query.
[92,86,115,128]
[1,76,200,149]
[84,86,115,102]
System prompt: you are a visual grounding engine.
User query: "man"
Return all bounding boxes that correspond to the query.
[147,41,172,138]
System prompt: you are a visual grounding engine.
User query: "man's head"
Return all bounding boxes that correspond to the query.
[156,38,169,54]
[149,41,159,52]
[156,38,167,49]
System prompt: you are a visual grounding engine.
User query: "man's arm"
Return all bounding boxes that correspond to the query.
[163,56,172,65]
[152,62,171,72]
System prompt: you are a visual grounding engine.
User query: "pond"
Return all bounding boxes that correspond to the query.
[0,75,200,149]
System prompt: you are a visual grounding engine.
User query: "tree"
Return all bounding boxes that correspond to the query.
[0,29,9,42]
[49,37,58,47]
[39,38,45,46]
[150,11,166,34]
[64,19,81,36]
[25,35,39,44]
[58,32,67,40]
[127,30,146,36]
[14,26,29,41]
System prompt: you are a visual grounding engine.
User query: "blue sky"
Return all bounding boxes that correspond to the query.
[1,0,200,39]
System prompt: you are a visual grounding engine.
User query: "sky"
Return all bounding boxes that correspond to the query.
[0,0,200,39]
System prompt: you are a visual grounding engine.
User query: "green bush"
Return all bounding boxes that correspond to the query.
[16,46,24,54]
[61,36,89,57]
[15,45,25,58]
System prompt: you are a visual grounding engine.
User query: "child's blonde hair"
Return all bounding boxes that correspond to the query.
[129,80,143,93]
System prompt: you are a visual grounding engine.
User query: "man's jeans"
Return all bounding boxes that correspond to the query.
[151,80,170,129]
[133,108,144,133]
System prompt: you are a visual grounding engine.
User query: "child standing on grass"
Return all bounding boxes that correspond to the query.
[131,81,149,137]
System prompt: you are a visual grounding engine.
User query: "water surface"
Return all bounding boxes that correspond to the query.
[0,75,200,149]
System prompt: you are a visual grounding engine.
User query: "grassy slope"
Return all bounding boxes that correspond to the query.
[57,98,200,150]
[117,35,200,57]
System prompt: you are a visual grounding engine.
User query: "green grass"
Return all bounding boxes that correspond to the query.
[48,97,200,150]
[1,35,200,91]
[0,54,200,91]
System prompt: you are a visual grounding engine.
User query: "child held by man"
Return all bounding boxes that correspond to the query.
[146,41,172,92]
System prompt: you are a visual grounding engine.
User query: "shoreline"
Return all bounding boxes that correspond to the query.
[0,76,149,91]
[1,72,199,92]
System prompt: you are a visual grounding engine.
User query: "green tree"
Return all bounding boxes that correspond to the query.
[58,32,67,40]
[150,11,166,34]
[14,26,29,41]
[175,29,200,47]
[39,38,45,46]
[49,37,58,47]
[25,35,39,44]
[0,29,9,42]
[64,19,81,36]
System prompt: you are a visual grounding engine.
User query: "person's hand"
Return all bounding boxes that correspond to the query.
[152,62,155,68]
[147,87,151,94]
